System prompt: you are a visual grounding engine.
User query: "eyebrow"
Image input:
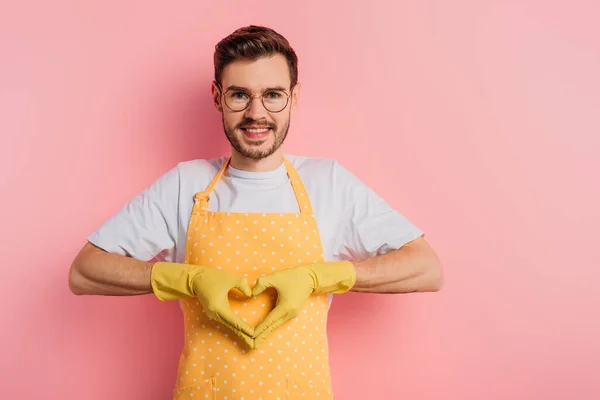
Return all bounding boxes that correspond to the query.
[225,85,289,92]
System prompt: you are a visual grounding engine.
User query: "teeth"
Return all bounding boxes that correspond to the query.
[245,128,269,133]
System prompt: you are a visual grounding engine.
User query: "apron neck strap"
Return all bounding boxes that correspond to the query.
[283,157,313,214]
[198,156,314,215]
[204,157,230,196]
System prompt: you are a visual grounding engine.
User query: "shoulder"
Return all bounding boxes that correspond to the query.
[157,157,228,200]
[286,153,344,179]
[175,156,226,179]
[286,154,361,190]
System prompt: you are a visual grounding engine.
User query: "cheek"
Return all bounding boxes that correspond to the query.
[223,113,242,129]
[272,115,287,128]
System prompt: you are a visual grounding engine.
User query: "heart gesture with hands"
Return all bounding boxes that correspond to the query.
[151,260,356,350]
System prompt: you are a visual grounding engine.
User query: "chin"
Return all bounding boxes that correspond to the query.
[242,147,272,159]
[240,133,273,147]
[226,127,283,160]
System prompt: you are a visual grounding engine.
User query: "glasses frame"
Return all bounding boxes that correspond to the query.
[216,82,295,113]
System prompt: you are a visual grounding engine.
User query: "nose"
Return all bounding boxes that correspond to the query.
[244,96,268,120]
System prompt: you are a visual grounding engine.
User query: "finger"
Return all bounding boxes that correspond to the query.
[252,276,273,297]
[253,304,289,338]
[233,329,255,350]
[235,278,252,298]
[255,312,290,348]
[254,331,270,349]
[214,307,255,337]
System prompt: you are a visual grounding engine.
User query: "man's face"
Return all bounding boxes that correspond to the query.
[213,54,299,160]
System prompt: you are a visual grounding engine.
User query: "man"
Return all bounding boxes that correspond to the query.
[69,25,443,400]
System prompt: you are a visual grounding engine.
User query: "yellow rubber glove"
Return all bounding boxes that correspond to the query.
[251,261,356,347]
[151,262,255,348]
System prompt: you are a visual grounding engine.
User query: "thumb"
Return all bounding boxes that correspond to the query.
[235,278,252,298]
[252,276,273,297]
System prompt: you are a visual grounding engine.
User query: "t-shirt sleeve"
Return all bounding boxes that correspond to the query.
[86,165,181,262]
[333,161,424,261]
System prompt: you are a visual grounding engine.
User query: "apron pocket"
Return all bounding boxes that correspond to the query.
[173,376,216,400]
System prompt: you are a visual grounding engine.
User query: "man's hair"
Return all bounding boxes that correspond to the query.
[214,25,298,87]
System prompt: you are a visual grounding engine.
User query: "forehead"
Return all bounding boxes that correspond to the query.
[221,54,291,90]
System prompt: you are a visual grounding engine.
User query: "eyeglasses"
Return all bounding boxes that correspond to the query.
[217,83,294,113]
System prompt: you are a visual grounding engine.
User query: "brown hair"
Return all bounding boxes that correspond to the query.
[214,25,298,87]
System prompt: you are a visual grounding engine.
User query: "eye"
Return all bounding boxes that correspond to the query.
[264,91,284,99]
[230,91,249,100]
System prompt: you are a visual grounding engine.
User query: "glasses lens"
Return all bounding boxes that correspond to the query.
[224,90,250,111]
[263,90,288,112]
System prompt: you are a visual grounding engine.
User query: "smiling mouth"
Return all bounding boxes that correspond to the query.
[241,127,271,133]
[240,126,273,140]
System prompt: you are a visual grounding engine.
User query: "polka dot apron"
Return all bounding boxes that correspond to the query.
[173,157,334,400]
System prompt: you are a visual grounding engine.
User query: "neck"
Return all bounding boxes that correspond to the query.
[229,149,284,172]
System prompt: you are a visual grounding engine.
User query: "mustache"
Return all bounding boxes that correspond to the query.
[236,119,276,129]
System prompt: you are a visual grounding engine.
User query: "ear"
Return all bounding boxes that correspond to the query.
[290,82,301,112]
[211,81,223,113]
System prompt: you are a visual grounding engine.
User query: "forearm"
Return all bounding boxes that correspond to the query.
[351,238,443,293]
[69,242,154,296]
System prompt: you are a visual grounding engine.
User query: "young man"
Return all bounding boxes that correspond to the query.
[69,25,443,400]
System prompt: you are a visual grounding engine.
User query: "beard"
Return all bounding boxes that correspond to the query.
[223,113,291,160]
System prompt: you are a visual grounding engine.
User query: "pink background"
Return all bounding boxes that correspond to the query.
[1,1,599,399]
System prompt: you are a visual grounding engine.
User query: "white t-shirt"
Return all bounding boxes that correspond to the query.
[88,154,424,270]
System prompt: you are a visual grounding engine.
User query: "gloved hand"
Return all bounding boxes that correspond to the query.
[151,262,255,348]
[251,261,356,347]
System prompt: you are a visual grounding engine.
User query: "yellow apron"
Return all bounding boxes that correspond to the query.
[173,157,334,400]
